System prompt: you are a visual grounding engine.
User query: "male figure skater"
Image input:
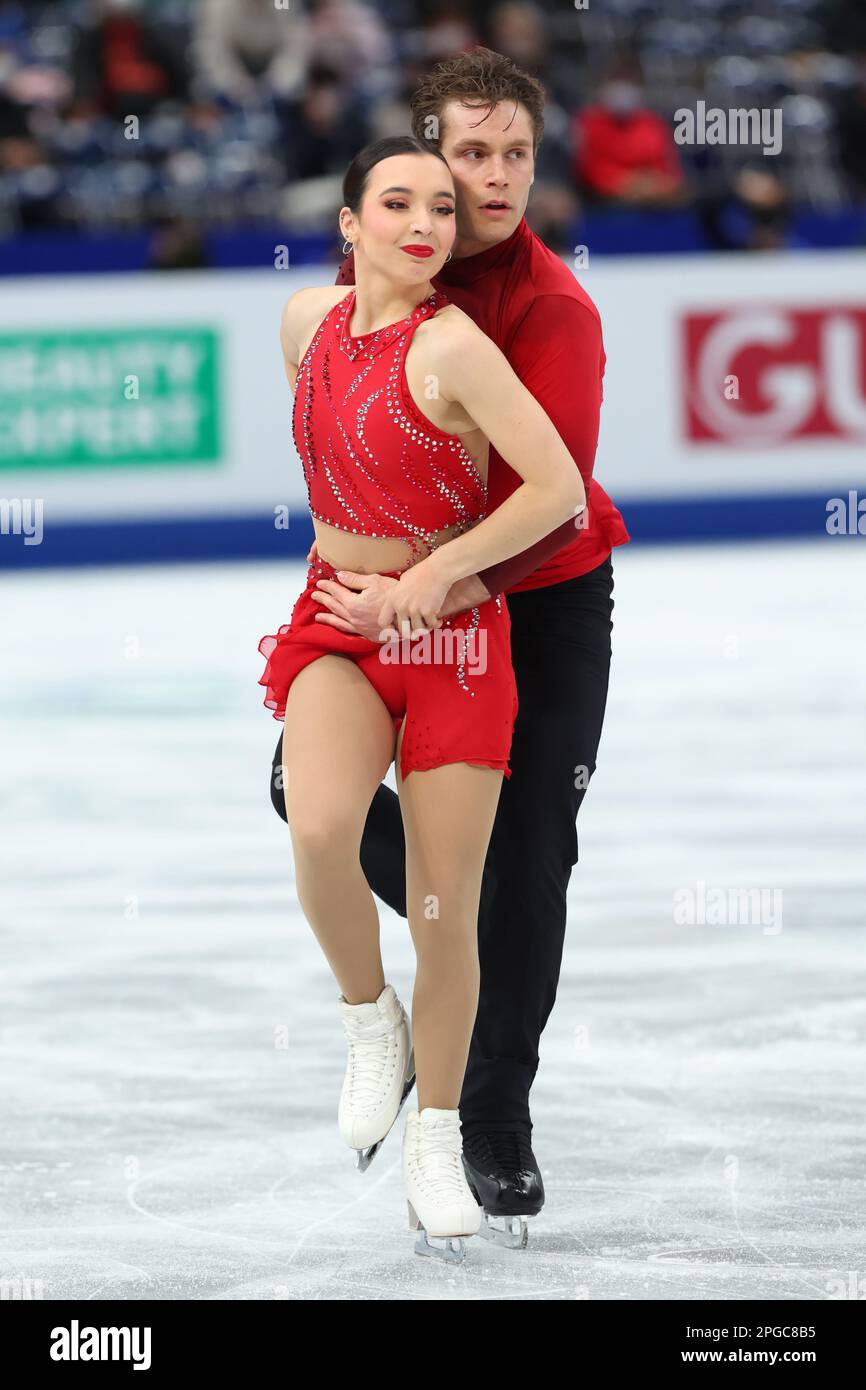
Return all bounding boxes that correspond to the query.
[270,47,630,1243]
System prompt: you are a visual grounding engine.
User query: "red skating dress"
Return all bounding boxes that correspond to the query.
[257,287,519,781]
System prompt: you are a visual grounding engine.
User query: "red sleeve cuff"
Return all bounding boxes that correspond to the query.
[477,515,578,596]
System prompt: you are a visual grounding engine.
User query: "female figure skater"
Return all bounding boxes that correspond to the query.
[257,136,585,1258]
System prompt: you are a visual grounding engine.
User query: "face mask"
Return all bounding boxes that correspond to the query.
[600,82,642,116]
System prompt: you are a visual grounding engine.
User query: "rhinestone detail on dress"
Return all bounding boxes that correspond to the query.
[291,288,491,672]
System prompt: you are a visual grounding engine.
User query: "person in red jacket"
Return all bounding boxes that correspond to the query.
[269,46,630,1246]
[574,69,685,208]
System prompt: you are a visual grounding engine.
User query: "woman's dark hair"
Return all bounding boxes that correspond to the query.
[342,136,452,214]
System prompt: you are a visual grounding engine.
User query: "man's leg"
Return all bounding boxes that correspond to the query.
[271,730,408,917]
[459,557,615,1134]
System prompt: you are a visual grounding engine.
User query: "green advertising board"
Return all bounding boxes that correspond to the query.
[0,327,222,469]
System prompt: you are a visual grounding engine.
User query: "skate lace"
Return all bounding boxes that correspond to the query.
[410,1122,467,1198]
[346,1034,398,1108]
[465,1130,534,1175]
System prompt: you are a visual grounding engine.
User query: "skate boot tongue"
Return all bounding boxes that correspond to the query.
[415,1109,463,1165]
[338,999,380,1020]
[418,1108,460,1129]
[337,984,403,1039]
[339,984,405,1039]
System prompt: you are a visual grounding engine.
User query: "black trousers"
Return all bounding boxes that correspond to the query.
[269,556,615,1136]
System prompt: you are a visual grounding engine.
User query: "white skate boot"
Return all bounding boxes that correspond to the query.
[337,984,415,1170]
[403,1107,482,1263]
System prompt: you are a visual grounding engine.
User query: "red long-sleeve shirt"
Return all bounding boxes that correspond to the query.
[335,215,629,594]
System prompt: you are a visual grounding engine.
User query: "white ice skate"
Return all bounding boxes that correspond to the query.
[337,984,415,1171]
[403,1107,482,1264]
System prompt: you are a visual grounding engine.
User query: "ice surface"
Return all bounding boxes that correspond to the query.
[1,540,865,1300]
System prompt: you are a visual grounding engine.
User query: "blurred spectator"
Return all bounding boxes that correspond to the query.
[73,0,187,117]
[307,0,394,96]
[411,2,477,63]
[0,22,68,229]
[148,215,209,269]
[0,130,63,228]
[525,179,579,256]
[573,63,686,208]
[368,4,478,142]
[193,0,311,105]
[0,38,31,142]
[695,167,805,253]
[486,1,581,111]
[278,61,372,229]
[731,168,799,251]
[279,62,370,183]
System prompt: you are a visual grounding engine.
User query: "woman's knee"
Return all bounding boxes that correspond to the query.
[413,913,480,981]
[406,887,480,941]
[290,803,364,862]
[404,851,484,912]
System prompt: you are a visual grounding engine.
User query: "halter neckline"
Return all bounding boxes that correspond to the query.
[338,289,449,361]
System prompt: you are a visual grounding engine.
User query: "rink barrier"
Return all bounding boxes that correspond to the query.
[0,492,853,570]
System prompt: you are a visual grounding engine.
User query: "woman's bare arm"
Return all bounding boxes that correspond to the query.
[421,317,586,587]
[281,288,337,561]
[279,287,339,393]
[279,295,303,393]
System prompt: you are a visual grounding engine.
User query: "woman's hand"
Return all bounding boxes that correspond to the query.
[311,570,399,640]
[306,538,318,563]
[375,556,449,636]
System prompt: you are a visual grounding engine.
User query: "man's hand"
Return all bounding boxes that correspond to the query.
[310,565,494,639]
[375,554,452,634]
[310,569,400,640]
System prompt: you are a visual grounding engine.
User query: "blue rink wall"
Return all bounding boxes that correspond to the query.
[0,492,856,571]
[1,253,864,570]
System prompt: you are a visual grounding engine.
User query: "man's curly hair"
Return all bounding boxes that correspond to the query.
[410,46,546,155]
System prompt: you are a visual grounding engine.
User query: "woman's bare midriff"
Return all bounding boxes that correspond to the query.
[312,518,478,576]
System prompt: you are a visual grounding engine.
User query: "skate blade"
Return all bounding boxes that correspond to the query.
[413,1230,467,1264]
[478,1213,529,1249]
[354,1069,417,1173]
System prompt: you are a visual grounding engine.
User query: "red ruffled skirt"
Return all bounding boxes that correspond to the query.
[258,556,518,781]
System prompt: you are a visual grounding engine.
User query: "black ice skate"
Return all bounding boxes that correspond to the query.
[461,1129,545,1249]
